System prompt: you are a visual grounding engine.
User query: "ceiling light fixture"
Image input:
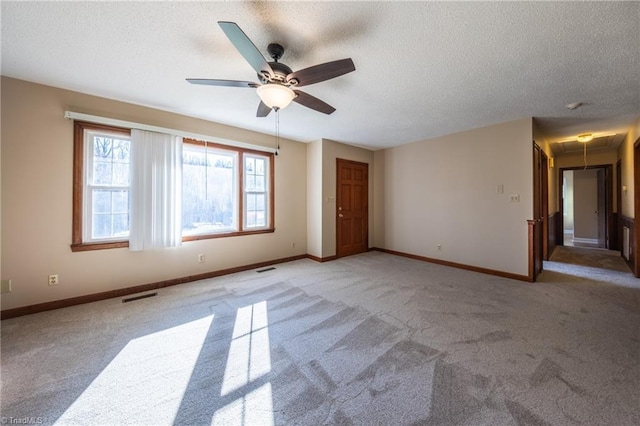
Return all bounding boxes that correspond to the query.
[565,102,583,110]
[256,83,295,110]
[577,133,593,143]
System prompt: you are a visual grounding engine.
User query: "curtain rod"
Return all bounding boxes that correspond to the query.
[64,111,277,154]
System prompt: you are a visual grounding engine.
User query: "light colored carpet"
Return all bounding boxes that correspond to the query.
[1,250,639,425]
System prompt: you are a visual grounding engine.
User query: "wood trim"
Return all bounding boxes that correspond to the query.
[306,254,338,263]
[372,247,532,282]
[71,241,129,252]
[527,219,537,281]
[1,254,307,320]
[634,137,640,276]
[182,228,275,242]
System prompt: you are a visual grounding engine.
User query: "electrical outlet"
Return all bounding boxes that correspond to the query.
[1,280,12,294]
[437,244,443,251]
[509,194,520,203]
[198,254,205,263]
[48,274,59,286]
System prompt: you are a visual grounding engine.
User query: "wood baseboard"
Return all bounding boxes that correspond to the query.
[371,247,532,282]
[306,254,338,263]
[1,254,307,320]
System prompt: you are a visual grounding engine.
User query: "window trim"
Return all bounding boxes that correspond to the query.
[71,124,275,252]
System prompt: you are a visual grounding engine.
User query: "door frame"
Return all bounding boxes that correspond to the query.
[633,138,640,276]
[336,158,369,258]
[558,164,613,249]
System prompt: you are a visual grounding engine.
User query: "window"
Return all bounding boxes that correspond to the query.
[72,122,131,251]
[72,124,274,251]
[182,143,238,236]
[181,139,274,241]
[244,154,270,229]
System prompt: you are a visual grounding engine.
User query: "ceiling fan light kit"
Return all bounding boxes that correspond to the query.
[256,84,296,110]
[576,133,593,143]
[187,21,355,117]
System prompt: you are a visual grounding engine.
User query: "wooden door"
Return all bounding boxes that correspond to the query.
[336,159,368,258]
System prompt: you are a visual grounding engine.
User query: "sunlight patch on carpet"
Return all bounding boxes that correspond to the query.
[221,301,271,396]
[212,382,274,426]
[56,315,214,425]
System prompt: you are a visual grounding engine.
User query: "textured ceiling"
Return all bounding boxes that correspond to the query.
[2,1,639,149]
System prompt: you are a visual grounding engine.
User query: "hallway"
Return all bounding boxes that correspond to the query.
[544,245,637,289]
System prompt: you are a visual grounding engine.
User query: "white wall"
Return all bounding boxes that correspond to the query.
[1,77,307,310]
[379,118,533,276]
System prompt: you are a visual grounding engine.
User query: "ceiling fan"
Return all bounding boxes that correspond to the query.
[187,21,355,117]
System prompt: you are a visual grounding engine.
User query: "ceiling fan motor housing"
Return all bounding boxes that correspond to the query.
[260,61,293,84]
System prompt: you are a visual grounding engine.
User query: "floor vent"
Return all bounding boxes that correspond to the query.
[122,292,158,303]
[257,267,276,273]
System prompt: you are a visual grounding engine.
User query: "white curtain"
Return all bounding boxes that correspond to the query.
[129,130,182,251]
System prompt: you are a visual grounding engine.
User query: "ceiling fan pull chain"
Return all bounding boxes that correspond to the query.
[584,142,587,170]
[276,109,280,156]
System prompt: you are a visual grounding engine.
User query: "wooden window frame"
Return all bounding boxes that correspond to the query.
[71,126,275,252]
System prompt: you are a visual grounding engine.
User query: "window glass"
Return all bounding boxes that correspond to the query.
[182,144,238,235]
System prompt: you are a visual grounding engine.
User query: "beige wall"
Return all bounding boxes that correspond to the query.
[533,121,558,213]
[618,115,640,218]
[306,140,323,257]
[373,149,386,248]
[1,77,307,310]
[378,118,533,276]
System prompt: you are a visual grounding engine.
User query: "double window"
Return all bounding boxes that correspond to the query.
[72,122,274,251]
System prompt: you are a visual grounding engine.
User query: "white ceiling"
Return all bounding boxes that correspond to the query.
[2,1,639,150]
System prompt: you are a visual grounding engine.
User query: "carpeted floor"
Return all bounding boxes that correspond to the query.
[1,249,639,425]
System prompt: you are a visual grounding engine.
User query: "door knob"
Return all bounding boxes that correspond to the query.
[338,214,343,218]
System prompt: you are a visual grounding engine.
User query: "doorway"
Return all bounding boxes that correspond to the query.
[559,165,613,249]
[336,158,368,258]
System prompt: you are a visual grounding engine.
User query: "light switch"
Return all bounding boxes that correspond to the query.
[497,184,504,194]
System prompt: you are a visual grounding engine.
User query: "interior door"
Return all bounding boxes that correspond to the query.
[336,159,368,258]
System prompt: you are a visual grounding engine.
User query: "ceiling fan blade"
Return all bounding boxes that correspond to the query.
[186,78,259,88]
[257,101,272,117]
[293,90,336,115]
[287,58,355,87]
[218,21,273,79]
